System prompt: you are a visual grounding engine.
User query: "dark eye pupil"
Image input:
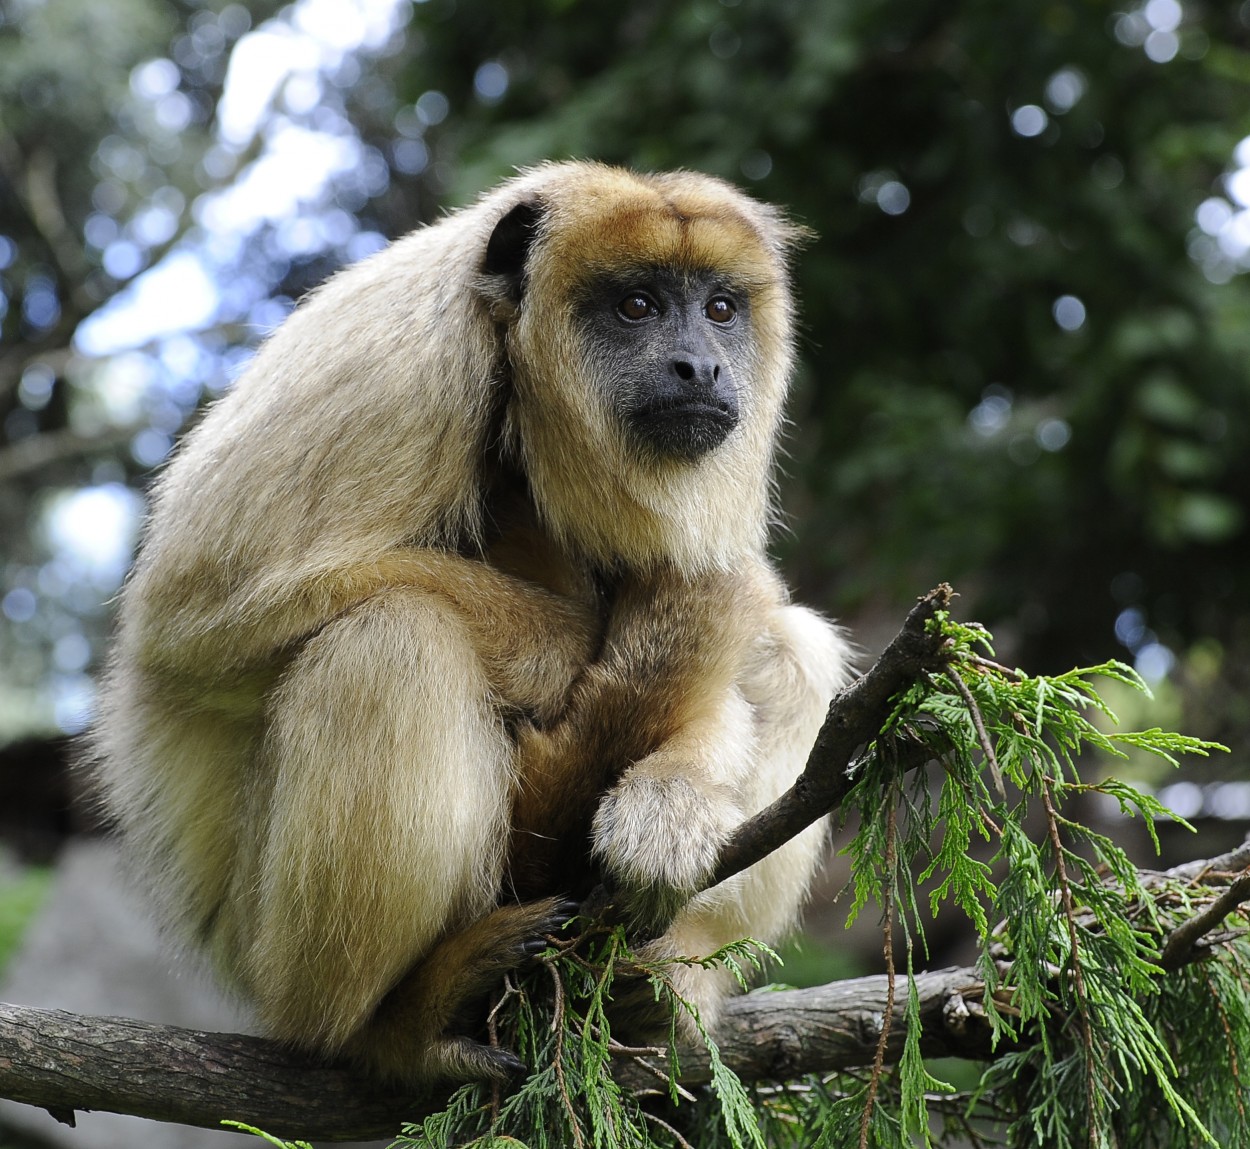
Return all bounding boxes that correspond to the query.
[620,295,652,319]
[707,298,735,322]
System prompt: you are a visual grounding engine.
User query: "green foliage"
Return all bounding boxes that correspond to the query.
[393,931,773,1149]
[220,1121,312,1149]
[842,612,1232,1147]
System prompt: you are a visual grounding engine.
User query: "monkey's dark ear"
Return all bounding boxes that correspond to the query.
[483,200,543,304]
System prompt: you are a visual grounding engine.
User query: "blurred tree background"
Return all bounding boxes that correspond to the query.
[1,0,1249,822]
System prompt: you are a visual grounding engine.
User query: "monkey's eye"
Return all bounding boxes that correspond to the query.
[705,296,737,324]
[617,293,659,322]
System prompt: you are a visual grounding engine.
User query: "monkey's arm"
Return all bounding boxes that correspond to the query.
[153,548,600,723]
[362,551,599,723]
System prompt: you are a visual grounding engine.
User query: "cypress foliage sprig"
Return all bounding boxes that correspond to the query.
[842,612,1229,1147]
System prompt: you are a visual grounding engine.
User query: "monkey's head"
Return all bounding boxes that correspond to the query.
[478,164,807,576]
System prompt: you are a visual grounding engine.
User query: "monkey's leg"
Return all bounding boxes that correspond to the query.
[236,589,539,1084]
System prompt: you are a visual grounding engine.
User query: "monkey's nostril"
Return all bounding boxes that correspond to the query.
[670,356,721,388]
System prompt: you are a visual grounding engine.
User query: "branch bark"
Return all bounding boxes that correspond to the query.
[615,966,998,1093]
[0,1002,412,1142]
[0,968,999,1142]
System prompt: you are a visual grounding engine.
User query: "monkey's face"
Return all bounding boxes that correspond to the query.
[485,168,799,571]
[576,268,750,462]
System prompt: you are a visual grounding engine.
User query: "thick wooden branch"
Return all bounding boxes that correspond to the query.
[615,966,997,1093]
[1155,838,1250,970]
[0,967,999,1142]
[0,1003,413,1142]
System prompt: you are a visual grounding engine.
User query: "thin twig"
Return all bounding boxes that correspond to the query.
[1040,776,1098,1144]
[487,972,521,1123]
[641,1108,695,1149]
[625,1055,698,1103]
[546,960,584,1149]
[859,799,899,1149]
[607,1041,669,1058]
[709,583,954,890]
[1164,836,1250,885]
[947,665,1006,801]
[969,654,1024,680]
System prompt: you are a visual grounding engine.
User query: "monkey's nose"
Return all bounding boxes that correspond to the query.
[670,356,721,391]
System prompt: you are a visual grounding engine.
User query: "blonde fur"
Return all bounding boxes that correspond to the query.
[92,162,854,1084]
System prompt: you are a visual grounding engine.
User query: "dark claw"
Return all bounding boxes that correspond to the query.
[442,1035,530,1085]
[487,1046,528,1080]
[522,937,550,958]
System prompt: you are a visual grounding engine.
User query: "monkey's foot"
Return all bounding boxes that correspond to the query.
[348,896,580,1087]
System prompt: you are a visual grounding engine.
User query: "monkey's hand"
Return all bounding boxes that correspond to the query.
[590,750,741,936]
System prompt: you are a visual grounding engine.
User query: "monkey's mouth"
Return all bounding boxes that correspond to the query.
[631,398,739,459]
[638,396,737,423]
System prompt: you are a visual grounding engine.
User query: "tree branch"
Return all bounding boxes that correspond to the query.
[1159,871,1250,969]
[0,968,1002,1141]
[0,1002,413,1142]
[615,967,998,1092]
[709,583,953,887]
[1156,839,1250,970]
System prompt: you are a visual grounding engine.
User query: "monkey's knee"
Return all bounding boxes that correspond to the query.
[246,592,518,1050]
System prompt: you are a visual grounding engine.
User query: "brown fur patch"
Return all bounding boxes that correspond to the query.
[534,171,785,293]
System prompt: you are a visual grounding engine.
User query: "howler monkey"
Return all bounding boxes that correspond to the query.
[92,162,854,1085]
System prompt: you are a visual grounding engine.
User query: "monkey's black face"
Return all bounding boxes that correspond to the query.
[577,268,751,462]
